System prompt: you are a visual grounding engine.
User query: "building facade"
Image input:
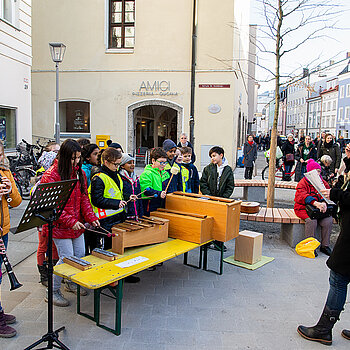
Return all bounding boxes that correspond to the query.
[320,79,338,136]
[0,0,32,151]
[337,67,350,138]
[31,0,252,168]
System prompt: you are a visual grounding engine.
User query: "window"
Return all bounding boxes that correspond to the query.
[0,0,17,25]
[347,84,350,97]
[339,107,344,121]
[327,102,331,112]
[340,85,345,98]
[109,0,135,49]
[59,101,90,133]
[0,107,16,149]
[346,107,350,120]
[333,101,336,110]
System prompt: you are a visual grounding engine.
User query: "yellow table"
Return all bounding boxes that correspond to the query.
[54,238,212,335]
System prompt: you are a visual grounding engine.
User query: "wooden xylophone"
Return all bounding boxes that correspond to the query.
[63,256,92,271]
[91,248,118,261]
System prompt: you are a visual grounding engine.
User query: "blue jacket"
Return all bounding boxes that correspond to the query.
[82,162,93,187]
[182,163,199,193]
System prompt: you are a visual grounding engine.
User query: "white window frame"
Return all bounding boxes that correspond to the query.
[346,107,350,120]
[347,84,350,97]
[0,0,19,27]
[340,85,345,98]
[339,107,344,121]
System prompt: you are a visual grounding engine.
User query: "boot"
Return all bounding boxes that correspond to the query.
[37,264,48,287]
[45,289,70,307]
[341,329,350,340]
[0,310,16,338]
[297,305,341,346]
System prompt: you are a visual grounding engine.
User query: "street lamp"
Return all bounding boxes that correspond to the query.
[49,42,66,144]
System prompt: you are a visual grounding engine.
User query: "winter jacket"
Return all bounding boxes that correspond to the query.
[89,165,126,231]
[281,140,295,165]
[0,168,22,236]
[294,143,317,182]
[317,141,341,174]
[182,162,199,193]
[163,161,182,194]
[294,176,330,220]
[119,169,144,219]
[41,160,97,239]
[328,165,350,276]
[82,162,93,188]
[243,141,257,168]
[140,164,167,215]
[200,160,235,198]
[177,141,196,163]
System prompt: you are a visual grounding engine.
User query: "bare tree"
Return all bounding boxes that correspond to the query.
[256,0,342,207]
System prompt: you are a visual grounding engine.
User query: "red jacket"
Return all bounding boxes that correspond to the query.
[294,176,330,220]
[41,160,97,239]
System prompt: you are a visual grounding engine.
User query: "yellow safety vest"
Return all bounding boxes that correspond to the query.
[181,166,189,192]
[89,172,124,220]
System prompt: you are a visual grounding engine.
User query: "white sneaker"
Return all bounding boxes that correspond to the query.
[45,289,70,307]
[64,282,88,296]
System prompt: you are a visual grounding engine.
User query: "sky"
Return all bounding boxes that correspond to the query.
[250,0,350,92]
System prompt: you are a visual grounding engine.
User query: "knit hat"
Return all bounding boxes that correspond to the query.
[109,142,124,152]
[120,153,135,167]
[38,151,57,170]
[162,139,177,152]
[306,159,321,172]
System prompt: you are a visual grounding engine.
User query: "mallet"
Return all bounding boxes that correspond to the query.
[164,165,180,193]
[125,187,150,203]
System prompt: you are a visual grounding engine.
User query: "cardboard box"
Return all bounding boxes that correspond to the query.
[234,230,263,265]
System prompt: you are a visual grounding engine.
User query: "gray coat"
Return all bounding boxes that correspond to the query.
[243,141,257,167]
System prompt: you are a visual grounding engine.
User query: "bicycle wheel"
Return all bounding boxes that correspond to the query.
[262,165,284,180]
[14,177,23,198]
[261,165,269,180]
[16,168,35,198]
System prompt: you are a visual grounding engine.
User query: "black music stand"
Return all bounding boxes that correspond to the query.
[15,179,78,350]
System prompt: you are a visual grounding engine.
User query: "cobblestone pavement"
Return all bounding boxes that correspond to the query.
[0,151,349,349]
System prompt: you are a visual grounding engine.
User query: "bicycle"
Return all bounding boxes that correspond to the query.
[261,158,296,181]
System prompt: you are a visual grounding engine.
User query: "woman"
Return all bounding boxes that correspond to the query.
[89,147,126,249]
[0,141,22,338]
[41,139,99,307]
[294,159,333,256]
[243,135,257,179]
[294,135,317,182]
[297,145,350,346]
[81,143,99,188]
[317,133,341,175]
[281,134,295,181]
[177,133,196,163]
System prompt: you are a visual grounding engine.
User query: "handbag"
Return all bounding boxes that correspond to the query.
[295,237,320,259]
[285,153,294,162]
[305,204,336,220]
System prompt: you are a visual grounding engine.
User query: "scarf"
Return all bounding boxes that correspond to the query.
[248,140,254,146]
[324,140,333,149]
[119,168,138,183]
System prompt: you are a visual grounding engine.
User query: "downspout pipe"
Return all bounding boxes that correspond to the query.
[190,0,198,146]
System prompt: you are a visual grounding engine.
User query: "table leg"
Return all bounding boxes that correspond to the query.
[203,241,224,275]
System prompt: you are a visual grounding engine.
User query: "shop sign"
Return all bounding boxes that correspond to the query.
[199,84,230,88]
[132,81,178,96]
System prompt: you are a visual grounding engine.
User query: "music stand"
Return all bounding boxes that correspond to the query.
[15,179,78,350]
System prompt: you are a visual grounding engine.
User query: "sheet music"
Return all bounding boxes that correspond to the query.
[304,170,335,205]
[115,256,149,268]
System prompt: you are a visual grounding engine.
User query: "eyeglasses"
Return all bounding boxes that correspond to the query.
[111,161,121,166]
[157,160,167,165]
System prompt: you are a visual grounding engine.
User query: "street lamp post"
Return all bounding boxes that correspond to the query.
[49,43,66,144]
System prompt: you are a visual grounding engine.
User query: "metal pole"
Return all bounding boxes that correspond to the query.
[55,63,60,144]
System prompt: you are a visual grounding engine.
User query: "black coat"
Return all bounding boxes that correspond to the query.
[177,141,196,163]
[281,140,295,165]
[294,143,317,182]
[243,141,257,168]
[329,171,350,277]
[317,141,341,174]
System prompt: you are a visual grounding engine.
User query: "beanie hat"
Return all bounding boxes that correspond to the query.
[120,153,135,167]
[162,139,177,152]
[109,142,124,152]
[38,151,57,170]
[306,159,321,172]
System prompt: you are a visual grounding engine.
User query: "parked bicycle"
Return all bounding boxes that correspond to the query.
[261,158,296,181]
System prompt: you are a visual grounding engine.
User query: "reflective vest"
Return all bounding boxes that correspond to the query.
[89,172,124,220]
[181,166,189,192]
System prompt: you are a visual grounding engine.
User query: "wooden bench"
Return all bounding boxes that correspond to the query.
[240,207,306,248]
[235,180,298,202]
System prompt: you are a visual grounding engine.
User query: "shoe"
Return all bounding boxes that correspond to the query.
[320,246,332,256]
[1,311,16,325]
[0,311,16,338]
[125,275,140,283]
[341,329,350,340]
[64,282,88,296]
[37,264,48,287]
[297,305,341,346]
[45,289,70,307]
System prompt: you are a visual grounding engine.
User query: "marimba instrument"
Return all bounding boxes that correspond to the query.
[63,256,92,271]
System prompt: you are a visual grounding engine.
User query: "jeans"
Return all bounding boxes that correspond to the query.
[284,164,293,180]
[325,270,350,311]
[53,234,85,291]
[0,234,9,311]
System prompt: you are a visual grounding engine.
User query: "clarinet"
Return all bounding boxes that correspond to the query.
[0,236,22,291]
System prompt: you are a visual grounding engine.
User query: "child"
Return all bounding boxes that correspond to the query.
[320,155,334,186]
[200,146,235,198]
[174,148,187,192]
[140,147,167,216]
[180,146,199,193]
[119,153,144,220]
[81,143,100,187]
[162,139,183,193]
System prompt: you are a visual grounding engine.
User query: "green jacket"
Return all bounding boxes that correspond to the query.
[200,162,235,198]
[140,164,169,197]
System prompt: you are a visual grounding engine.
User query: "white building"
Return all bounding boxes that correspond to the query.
[0,0,32,151]
[320,78,338,136]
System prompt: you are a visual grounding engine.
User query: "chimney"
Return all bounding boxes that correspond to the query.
[303,68,309,77]
[347,52,350,59]
[329,60,335,66]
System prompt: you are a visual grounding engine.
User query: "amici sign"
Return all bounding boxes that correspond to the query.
[132,81,178,96]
